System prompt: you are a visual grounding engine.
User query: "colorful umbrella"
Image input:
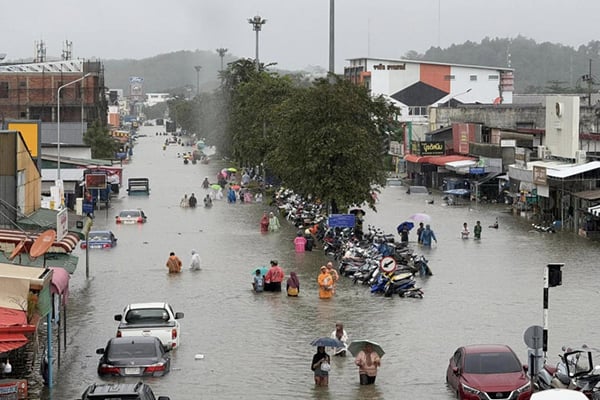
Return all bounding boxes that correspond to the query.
[227,167,238,172]
[396,221,414,233]
[347,340,385,358]
[251,266,269,276]
[408,213,431,223]
[310,337,344,348]
[231,184,241,190]
[210,184,222,190]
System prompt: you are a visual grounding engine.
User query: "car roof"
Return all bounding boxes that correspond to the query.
[107,336,161,345]
[462,344,514,353]
[119,209,142,213]
[85,381,146,397]
[127,302,167,310]
[89,230,112,234]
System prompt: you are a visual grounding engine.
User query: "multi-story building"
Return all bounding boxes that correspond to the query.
[344,57,514,139]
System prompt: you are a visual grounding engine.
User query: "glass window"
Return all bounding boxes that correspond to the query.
[0,82,8,98]
[470,75,478,81]
[488,75,499,80]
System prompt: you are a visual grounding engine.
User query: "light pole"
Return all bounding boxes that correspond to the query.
[57,72,91,180]
[248,15,266,71]
[194,65,202,96]
[216,48,228,73]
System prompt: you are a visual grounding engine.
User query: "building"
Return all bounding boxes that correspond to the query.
[344,57,514,139]
[144,93,171,107]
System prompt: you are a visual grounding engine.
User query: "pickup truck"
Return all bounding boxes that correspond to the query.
[114,302,184,350]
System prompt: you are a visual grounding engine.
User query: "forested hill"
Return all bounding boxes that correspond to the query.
[102,36,600,94]
[405,36,600,93]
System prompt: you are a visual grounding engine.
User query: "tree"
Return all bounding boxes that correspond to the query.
[269,76,397,210]
[83,121,118,159]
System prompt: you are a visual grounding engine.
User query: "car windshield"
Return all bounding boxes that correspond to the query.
[464,351,522,374]
[124,308,169,323]
[108,341,157,358]
[90,232,111,240]
[119,210,140,218]
[409,186,429,194]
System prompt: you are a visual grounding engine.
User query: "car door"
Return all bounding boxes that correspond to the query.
[447,347,463,391]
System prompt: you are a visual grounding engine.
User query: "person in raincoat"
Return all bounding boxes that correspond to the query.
[201,177,210,189]
[318,266,334,299]
[227,187,236,203]
[188,193,198,208]
[166,252,182,274]
[260,212,269,233]
[286,271,300,296]
[330,322,349,356]
[180,194,188,208]
[420,224,437,247]
[268,212,280,232]
[189,250,202,270]
[416,222,425,244]
[294,231,307,253]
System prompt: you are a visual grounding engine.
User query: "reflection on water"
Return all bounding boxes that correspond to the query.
[41,128,600,400]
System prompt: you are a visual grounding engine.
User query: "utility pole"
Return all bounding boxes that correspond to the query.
[194,65,202,96]
[248,15,266,72]
[329,0,335,74]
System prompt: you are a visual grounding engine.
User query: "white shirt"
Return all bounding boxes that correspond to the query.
[190,253,202,270]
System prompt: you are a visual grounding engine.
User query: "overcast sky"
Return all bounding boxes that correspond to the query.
[3,0,600,73]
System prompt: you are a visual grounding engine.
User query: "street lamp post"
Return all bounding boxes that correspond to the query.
[216,48,228,73]
[57,72,91,180]
[194,65,202,96]
[248,15,266,71]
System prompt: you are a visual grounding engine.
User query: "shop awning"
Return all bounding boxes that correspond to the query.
[0,229,80,254]
[0,333,28,353]
[427,155,477,167]
[404,154,431,163]
[574,189,600,201]
[588,204,600,217]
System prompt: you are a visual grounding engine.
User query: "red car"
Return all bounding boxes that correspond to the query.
[446,344,532,400]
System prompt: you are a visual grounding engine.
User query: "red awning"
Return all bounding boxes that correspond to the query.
[0,308,27,326]
[0,333,28,353]
[425,155,477,167]
[404,154,432,163]
[0,229,80,254]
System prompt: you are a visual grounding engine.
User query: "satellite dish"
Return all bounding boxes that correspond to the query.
[9,239,27,260]
[29,229,57,258]
[0,53,6,62]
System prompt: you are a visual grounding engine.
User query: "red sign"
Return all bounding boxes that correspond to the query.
[85,173,107,189]
[0,379,28,399]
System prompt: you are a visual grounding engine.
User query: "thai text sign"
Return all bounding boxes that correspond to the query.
[533,166,547,186]
[328,214,356,228]
[410,141,445,156]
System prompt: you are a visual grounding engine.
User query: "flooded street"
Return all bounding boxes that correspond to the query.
[42,126,600,400]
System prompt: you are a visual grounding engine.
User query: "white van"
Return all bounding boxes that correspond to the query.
[531,389,587,400]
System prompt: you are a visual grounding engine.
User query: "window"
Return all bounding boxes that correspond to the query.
[444,75,455,81]
[488,75,499,80]
[0,82,8,98]
[470,75,478,81]
[19,81,26,88]
[408,106,428,116]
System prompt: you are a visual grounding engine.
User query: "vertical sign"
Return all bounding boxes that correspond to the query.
[56,208,68,241]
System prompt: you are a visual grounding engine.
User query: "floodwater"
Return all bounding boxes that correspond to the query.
[40,126,600,400]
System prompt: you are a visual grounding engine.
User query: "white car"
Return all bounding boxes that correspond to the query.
[115,209,147,224]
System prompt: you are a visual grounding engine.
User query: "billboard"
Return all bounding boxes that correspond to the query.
[85,173,107,189]
[129,76,144,101]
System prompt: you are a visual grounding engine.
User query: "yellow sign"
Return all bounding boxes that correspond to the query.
[7,121,40,158]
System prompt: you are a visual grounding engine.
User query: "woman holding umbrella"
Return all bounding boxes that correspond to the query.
[311,346,331,386]
[353,342,382,385]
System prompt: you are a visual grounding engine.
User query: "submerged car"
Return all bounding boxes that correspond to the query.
[96,336,170,377]
[81,230,117,249]
[81,381,170,400]
[115,209,147,224]
[446,344,531,400]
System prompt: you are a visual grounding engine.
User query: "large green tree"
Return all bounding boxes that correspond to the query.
[269,76,397,210]
[83,121,118,159]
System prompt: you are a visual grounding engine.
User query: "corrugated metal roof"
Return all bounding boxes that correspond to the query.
[0,335,28,354]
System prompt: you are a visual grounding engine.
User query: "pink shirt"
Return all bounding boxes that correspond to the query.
[355,350,381,377]
[294,236,307,252]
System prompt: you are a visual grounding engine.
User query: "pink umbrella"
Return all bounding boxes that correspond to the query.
[408,213,431,223]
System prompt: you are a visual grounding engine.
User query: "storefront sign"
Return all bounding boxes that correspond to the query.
[410,141,445,156]
[469,167,486,174]
[533,165,547,185]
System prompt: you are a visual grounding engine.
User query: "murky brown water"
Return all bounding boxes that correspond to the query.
[40,126,600,400]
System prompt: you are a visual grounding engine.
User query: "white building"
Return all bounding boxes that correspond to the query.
[344,57,514,139]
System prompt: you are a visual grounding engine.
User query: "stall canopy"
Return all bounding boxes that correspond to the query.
[574,189,600,201]
[547,161,600,179]
[427,155,476,167]
[588,204,600,217]
[0,229,80,254]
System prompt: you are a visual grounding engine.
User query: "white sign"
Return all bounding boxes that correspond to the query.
[57,208,68,241]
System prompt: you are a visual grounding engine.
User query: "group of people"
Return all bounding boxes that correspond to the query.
[180,192,213,208]
[294,229,316,252]
[260,211,281,233]
[311,322,381,387]
[460,221,482,239]
[252,260,300,297]
[165,250,201,273]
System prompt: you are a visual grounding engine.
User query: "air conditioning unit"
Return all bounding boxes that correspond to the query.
[537,145,548,159]
[575,150,587,164]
